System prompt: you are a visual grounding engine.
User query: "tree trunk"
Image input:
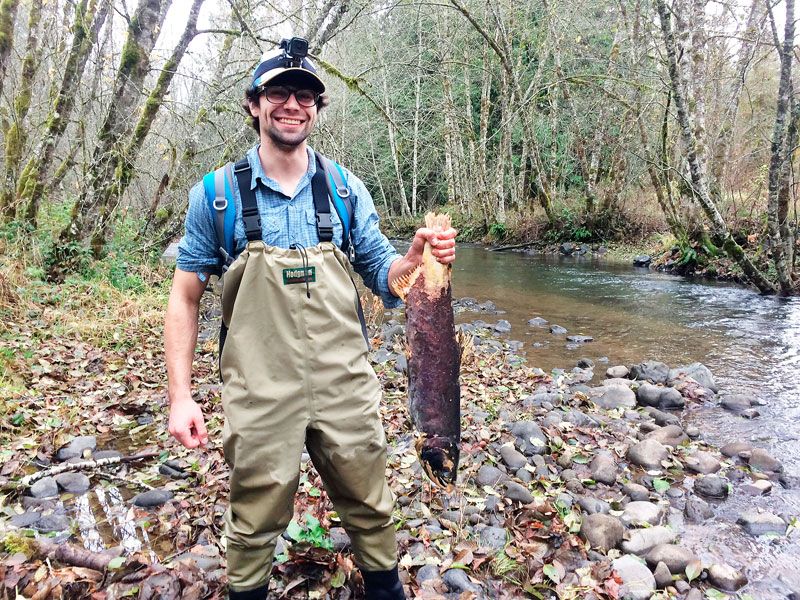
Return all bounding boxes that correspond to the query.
[54,0,172,266]
[656,0,774,293]
[0,0,19,100]
[765,0,795,292]
[0,0,42,221]
[90,0,205,252]
[19,0,110,226]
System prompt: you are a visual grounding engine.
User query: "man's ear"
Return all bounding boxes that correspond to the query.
[248,99,260,118]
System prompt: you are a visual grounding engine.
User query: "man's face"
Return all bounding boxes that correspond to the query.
[251,77,318,150]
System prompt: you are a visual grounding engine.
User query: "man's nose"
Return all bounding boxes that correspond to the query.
[284,93,302,109]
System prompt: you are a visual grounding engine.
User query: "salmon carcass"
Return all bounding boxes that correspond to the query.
[393,213,460,488]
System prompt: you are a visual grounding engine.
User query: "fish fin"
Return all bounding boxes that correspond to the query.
[455,330,473,364]
[390,265,422,301]
[425,212,452,231]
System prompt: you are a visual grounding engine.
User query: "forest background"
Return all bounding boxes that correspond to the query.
[0,0,798,292]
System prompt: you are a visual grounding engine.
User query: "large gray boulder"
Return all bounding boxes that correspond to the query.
[628,439,669,470]
[621,526,676,555]
[507,421,548,456]
[737,511,787,536]
[612,555,656,600]
[590,384,637,410]
[645,544,699,574]
[55,436,97,461]
[580,513,624,552]
[629,361,670,384]
[668,363,718,393]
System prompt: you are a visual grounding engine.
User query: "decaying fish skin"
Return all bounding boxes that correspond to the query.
[393,213,460,489]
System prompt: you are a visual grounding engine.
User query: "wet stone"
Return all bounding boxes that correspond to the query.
[621,526,676,556]
[721,441,752,457]
[416,564,440,586]
[131,489,174,507]
[515,468,532,483]
[29,476,59,499]
[653,561,672,589]
[694,475,729,499]
[475,465,508,487]
[741,408,760,419]
[645,425,688,447]
[707,563,747,591]
[577,495,610,515]
[606,365,629,379]
[577,357,594,368]
[329,527,351,552]
[527,317,548,327]
[629,361,669,384]
[159,464,190,479]
[668,363,718,392]
[566,335,593,343]
[748,448,783,473]
[507,421,548,456]
[443,569,482,594]
[612,555,656,600]
[737,511,787,536]
[10,511,42,528]
[645,544,698,574]
[741,479,772,495]
[580,513,623,552]
[645,407,680,427]
[499,444,528,470]
[55,436,97,461]
[590,384,637,410]
[623,483,650,501]
[503,481,534,504]
[684,451,721,474]
[550,324,567,335]
[719,395,752,413]
[627,439,669,470]
[589,452,617,485]
[93,450,123,460]
[55,472,91,494]
[478,526,507,550]
[621,501,663,527]
[35,514,71,533]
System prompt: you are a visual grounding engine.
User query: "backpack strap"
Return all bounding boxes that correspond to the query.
[203,162,236,270]
[315,151,355,258]
[233,158,261,242]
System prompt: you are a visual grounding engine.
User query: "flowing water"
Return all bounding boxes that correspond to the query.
[444,245,800,597]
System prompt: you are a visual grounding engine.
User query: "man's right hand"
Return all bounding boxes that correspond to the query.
[168,398,209,448]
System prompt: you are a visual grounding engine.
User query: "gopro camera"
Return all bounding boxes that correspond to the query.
[280,37,309,67]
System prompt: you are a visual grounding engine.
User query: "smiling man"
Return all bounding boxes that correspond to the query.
[164,38,456,600]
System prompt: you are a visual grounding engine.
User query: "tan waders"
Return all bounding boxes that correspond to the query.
[219,240,397,594]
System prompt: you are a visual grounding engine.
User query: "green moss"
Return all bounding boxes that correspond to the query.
[118,39,142,74]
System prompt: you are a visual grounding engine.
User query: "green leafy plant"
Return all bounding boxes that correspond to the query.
[285,514,333,551]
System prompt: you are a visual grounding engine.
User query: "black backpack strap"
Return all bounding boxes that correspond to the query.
[311,155,333,242]
[234,157,261,242]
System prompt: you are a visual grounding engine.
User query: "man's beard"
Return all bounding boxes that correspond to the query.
[265,122,311,151]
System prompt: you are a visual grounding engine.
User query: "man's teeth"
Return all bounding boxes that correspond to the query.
[278,118,301,124]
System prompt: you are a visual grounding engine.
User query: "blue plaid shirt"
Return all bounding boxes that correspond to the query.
[177,145,402,308]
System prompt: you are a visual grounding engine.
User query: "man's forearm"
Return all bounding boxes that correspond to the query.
[165,294,201,405]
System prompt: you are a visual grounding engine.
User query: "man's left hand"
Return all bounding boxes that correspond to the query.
[406,226,457,266]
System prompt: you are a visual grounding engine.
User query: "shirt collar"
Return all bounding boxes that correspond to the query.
[245,144,317,193]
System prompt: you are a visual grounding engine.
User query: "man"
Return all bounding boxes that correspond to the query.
[165,38,456,600]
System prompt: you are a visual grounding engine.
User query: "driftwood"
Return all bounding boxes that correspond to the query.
[2,451,159,492]
[491,242,535,252]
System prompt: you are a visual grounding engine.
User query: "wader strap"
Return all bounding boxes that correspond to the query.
[312,156,333,242]
[234,158,261,242]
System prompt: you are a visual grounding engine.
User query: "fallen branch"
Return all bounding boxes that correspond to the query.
[491,242,536,252]
[36,539,122,572]
[2,452,159,492]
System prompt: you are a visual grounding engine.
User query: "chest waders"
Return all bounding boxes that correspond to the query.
[218,167,397,595]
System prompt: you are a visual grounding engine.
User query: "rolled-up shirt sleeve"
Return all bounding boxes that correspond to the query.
[347,173,403,308]
[176,181,221,275]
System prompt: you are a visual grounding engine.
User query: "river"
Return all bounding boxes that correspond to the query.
[441,244,800,598]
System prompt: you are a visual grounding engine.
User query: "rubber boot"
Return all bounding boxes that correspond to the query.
[227,583,269,600]
[362,566,406,600]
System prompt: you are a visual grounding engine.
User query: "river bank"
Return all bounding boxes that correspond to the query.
[1,263,797,599]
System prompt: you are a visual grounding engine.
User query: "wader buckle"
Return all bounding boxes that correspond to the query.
[316,213,333,239]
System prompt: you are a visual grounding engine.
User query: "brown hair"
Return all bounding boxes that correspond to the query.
[242,86,330,132]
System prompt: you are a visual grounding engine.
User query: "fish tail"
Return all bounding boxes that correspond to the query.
[416,435,459,489]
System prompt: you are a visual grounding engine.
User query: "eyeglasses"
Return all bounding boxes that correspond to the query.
[261,85,319,108]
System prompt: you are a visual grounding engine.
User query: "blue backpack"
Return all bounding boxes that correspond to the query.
[203,151,355,271]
